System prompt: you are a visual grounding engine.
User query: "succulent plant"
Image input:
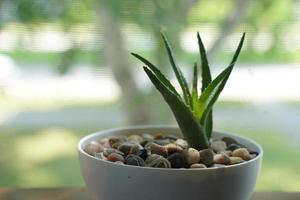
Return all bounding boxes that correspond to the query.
[132,32,245,150]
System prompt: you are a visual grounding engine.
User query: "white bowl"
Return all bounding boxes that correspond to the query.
[78,125,263,200]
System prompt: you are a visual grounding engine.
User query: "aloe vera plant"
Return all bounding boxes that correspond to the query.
[132,32,245,150]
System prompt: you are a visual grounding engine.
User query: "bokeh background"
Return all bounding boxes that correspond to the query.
[0,0,299,191]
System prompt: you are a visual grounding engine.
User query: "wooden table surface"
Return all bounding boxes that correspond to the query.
[0,188,299,200]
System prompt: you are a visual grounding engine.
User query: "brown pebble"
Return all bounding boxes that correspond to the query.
[199,149,214,166]
[232,148,251,161]
[229,157,245,165]
[109,136,126,147]
[154,133,164,140]
[218,150,233,157]
[127,135,145,144]
[84,141,104,156]
[103,148,124,157]
[213,153,230,165]
[190,163,207,169]
[148,142,168,157]
[184,148,200,165]
[107,153,125,162]
[98,138,111,148]
[164,143,183,154]
[118,142,135,156]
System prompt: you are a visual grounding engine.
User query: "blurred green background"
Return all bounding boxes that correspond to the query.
[0,0,300,191]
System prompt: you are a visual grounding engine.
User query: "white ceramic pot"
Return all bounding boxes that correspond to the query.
[78,125,263,200]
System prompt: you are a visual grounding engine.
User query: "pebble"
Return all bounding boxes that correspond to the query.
[142,133,154,142]
[232,148,251,161]
[190,163,207,169]
[145,154,171,168]
[129,144,144,155]
[117,142,135,155]
[148,142,168,157]
[84,141,104,156]
[184,148,200,165]
[199,149,214,166]
[164,135,179,141]
[211,141,227,153]
[154,133,164,140]
[164,143,183,154]
[127,135,145,144]
[98,138,111,148]
[175,139,188,149]
[213,153,230,165]
[222,137,238,146]
[212,164,227,168]
[103,148,124,157]
[109,136,126,147]
[114,161,124,165]
[107,153,125,162]
[226,144,241,152]
[95,152,106,160]
[154,139,172,146]
[218,150,233,157]
[167,153,188,168]
[229,157,245,165]
[125,154,146,166]
[136,149,148,160]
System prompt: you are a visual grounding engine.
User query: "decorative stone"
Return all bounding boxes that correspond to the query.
[175,139,188,149]
[164,143,183,154]
[218,150,233,157]
[127,135,145,144]
[107,153,125,162]
[167,153,188,168]
[114,161,124,165]
[118,142,135,156]
[184,148,200,165]
[154,133,164,140]
[222,137,238,146]
[103,148,124,157]
[229,157,245,165]
[190,163,207,169]
[164,135,179,141]
[142,133,154,142]
[98,138,111,148]
[84,141,104,156]
[148,142,168,158]
[145,154,171,168]
[232,148,251,161]
[129,144,144,155]
[213,153,230,165]
[226,144,241,152]
[125,154,146,166]
[210,141,227,153]
[212,164,227,168]
[136,149,148,160]
[199,149,214,166]
[109,136,126,147]
[95,152,106,160]
[154,139,171,146]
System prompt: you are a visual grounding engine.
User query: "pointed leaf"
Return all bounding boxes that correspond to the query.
[132,53,180,97]
[191,62,198,111]
[161,32,192,106]
[198,33,245,123]
[143,66,209,149]
[197,32,212,92]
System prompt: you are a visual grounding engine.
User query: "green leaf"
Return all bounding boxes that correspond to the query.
[191,62,198,111]
[131,53,180,97]
[198,33,245,124]
[143,66,209,149]
[161,32,192,107]
[197,32,212,92]
[197,32,213,138]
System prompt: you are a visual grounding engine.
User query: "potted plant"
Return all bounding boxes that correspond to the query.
[78,32,263,200]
